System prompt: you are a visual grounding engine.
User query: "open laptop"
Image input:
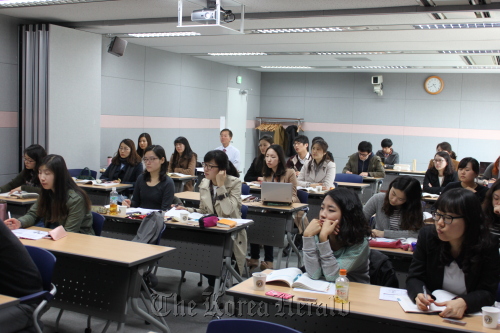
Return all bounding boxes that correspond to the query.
[261,182,293,206]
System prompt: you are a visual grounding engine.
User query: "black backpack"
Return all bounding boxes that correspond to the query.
[369,250,399,288]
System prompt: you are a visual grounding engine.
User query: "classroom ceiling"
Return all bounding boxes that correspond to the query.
[2,0,500,73]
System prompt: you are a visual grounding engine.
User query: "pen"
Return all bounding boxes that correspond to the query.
[8,211,11,219]
[423,286,429,310]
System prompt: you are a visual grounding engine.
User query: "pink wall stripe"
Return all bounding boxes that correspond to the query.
[0,112,17,128]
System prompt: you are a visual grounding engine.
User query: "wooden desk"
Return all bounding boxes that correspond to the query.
[169,175,198,192]
[227,272,490,333]
[175,191,202,203]
[385,169,426,176]
[0,294,19,310]
[77,183,132,205]
[0,196,37,217]
[21,227,174,333]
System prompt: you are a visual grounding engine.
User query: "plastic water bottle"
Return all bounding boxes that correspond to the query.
[109,187,118,215]
[335,269,349,304]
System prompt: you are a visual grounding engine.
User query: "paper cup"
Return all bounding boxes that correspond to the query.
[316,186,322,192]
[119,205,127,215]
[252,272,267,291]
[180,212,189,222]
[482,306,500,328]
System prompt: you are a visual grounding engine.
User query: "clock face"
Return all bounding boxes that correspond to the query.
[425,76,444,94]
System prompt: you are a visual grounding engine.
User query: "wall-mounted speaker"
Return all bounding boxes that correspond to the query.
[107,37,127,57]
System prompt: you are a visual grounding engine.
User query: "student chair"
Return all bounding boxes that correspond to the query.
[369,250,399,288]
[242,183,250,195]
[334,173,363,183]
[68,168,97,179]
[285,190,309,268]
[91,212,105,236]
[207,319,301,333]
[21,246,57,333]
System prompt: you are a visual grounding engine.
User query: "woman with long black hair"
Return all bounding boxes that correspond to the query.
[168,136,197,191]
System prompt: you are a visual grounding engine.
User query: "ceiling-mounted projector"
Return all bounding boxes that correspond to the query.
[191,9,218,23]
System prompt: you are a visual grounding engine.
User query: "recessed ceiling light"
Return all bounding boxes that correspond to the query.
[208,52,267,56]
[455,66,500,69]
[313,52,386,55]
[351,66,410,69]
[414,23,500,29]
[127,32,200,38]
[260,66,313,69]
[439,50,500,54]
[0,0,109,7]
[252,27,343,34]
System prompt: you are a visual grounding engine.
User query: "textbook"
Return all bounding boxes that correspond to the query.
[397,289,457,313]
[217,219,237,228]
[422,192,439,198]
[266,267,331,293]
[9,191,39,199]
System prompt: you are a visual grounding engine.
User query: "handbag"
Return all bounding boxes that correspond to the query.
[77,167,95,180]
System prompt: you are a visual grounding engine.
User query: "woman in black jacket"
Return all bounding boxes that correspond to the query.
[407,188,499,318]
[100,139,143,189]
[244,135,273,182]
[423,151,458,194]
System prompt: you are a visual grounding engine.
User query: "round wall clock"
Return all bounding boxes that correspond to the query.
[424,76,444,95]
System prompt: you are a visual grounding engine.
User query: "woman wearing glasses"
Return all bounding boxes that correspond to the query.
[442,157,488,204]
[0,144,47,194]
[407,188,499,318]
[123,145,174,210]
[175,150,246,294]
[168,136,197,191]
[100,139,143,188]
[423,151,458,194]
[364,176,424,239]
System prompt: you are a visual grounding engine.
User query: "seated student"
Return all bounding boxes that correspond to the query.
[483,156,499,180]
[175,150,246,293]
[137,132,152,158]
[168,136,197,191]
[0,221,44,333]
[124,145,174,211]
[343,141,385,178]
[303,188,371,283]
[244,135,273,182]
[375,138,400,169]
[248,144,300,271]
[483,179,500,243]
[4,155,94,234]
[0,144,47,194]
[407,188,499,318]
[297,139,336,190]
[364,175,424,239]
[427,142,459,171]
[442,157,488,204]
[215,128,240,170]
[423,151,458,194]
[286,135,311,177]
[100,139,143,189]
[311,136,334,162]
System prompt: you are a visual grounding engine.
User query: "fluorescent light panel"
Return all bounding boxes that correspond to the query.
[314,52,385,55]
[261,66,312,69]
[0,0,106,7]
[352,66,410,69]
[440,50,500,54]
[414,23,500,29]
[252,27,343,34]
[455,66,500,69]
[128,32,200,38]
[208,52,267,56]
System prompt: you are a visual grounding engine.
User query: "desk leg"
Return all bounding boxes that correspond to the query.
[130,298,170,333]
[224,256,243,283]
[287,231,302,267]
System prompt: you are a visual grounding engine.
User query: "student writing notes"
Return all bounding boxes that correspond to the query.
[297,139,336,190]
[0,144,47,194]
[4,155,94,234]
[100,139,143,188]
[375,138,399,169]
[365,176,424,239]
[168,136,197,191]
[303,188,371,283]
[407,188,499,318]
[215,128,240,170]
[174,150,247,293]
[286,135,310,177]
[244,135,273,182]
[483,179,500,243]
[123,145,174,211]
[343,141,385,178]
[423,151,458,194]
[137,133,152,158]
[442,157,488,204]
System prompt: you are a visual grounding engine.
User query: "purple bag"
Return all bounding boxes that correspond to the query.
[198,214,218,228]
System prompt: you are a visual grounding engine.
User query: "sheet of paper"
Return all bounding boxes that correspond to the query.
[0,192,10,197]
[126,208,157,215]
[379,287,408,301]
[293,286,335,296]
[196,167,204,172]
[12,229,49,240]
[165,207,188,218]
[93,182,116,187]
[241,194,252,200]
[231,219,253,226]
[170,173,190,177]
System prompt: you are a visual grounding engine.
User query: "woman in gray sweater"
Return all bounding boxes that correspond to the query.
[364,175,424,239]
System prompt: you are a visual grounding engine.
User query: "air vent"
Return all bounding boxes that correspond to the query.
[462,55,500,65]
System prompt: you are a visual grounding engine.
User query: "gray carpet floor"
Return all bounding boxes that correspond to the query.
[41,247,300,333]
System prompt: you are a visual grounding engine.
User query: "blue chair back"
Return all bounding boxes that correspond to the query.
[242,183,250,195]
[335,173,363,183]
[24,246,56,292]
[69,168,98,179]
[241,205,248,219]
[155,224,167,245]
[91,212,105,236]
[297,189,309,204]
[207,319,301,333]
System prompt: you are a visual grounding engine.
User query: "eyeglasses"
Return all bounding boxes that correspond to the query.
[432,211,464,225]
[24,158,35,163]
[433,159,445,163]
[143,157,159,163]
[358,152,370,158]
[202,162,219,170]
[119,147,131,151]
[293,142,303,146]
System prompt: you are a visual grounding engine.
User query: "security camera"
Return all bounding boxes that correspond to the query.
[371,75,383,84]
[373,84,383,96]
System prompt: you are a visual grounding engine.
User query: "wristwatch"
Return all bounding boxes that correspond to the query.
[216,193,228,201]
